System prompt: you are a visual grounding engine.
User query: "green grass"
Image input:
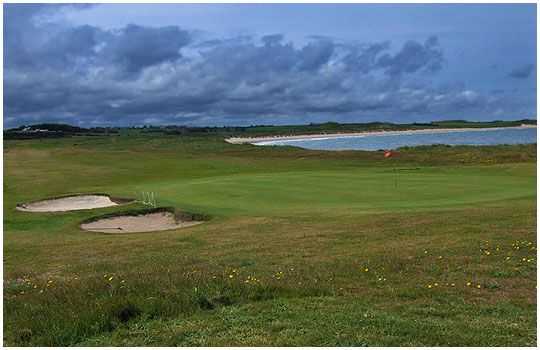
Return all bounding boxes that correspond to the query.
[3,133,537,346]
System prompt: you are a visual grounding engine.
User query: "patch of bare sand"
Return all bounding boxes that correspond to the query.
[16,195,121,212]
[80,212,202,233]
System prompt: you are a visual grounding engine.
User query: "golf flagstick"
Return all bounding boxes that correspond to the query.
[384,150,397,188]
[394,165,397,188]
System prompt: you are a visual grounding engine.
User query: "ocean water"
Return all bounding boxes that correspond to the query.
[254,127,537,151]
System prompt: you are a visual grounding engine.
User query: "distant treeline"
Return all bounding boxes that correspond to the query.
[4,119,536,139]
[145,119,537,137]
[4,123,118,140]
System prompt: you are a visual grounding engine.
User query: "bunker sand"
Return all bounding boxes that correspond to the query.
[80,212,202,233]
[16,195,124,212]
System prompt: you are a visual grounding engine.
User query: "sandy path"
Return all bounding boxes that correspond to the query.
[17,195,119,212]
[225,124,536,145]
[80,212,202,233]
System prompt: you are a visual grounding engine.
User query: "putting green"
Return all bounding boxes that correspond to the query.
[148,164,535,216]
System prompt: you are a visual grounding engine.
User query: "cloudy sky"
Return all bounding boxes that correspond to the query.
[4,3,537,128]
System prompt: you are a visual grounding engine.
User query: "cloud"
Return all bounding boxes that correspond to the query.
[297,39,335,71]
[340,42,390,74]
[104,24,191,74]
[377,36,443,76]
[508,64,535,79]
[3,5,526,127]
[261,33,284,46]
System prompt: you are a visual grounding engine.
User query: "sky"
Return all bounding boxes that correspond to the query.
[3,3,537,128]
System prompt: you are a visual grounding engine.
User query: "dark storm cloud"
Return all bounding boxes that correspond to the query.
[508,64,535,79]
[297,39,335,71]
[3,5,523,127]
[104,24,191,74]
[6,24,190,76]
[377,36,443,76]
[35,25,102,69]
[261,33,285,46]
[341,41,390,74]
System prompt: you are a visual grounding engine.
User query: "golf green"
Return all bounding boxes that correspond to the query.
[148,165,535,215]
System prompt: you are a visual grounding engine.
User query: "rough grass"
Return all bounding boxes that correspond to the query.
[3,134,537,346]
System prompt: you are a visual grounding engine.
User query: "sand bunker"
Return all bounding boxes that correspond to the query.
[16,194,130,212]
[80,211,202,233]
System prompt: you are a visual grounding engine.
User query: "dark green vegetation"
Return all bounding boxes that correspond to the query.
[3,123,118,140]
[3,131,537,346]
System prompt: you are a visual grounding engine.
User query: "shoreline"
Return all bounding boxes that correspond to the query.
[225,124,537,145]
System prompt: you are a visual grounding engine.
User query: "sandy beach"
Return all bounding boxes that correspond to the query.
[225,124,536,145]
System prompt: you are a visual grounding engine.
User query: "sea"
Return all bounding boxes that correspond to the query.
[253,127,537,151]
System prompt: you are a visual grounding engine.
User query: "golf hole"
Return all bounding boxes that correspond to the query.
[80,208,206,233]
[16,194,134,212]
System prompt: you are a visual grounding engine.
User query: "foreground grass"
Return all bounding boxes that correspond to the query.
[3,134,537,346]
[81,296,534,346]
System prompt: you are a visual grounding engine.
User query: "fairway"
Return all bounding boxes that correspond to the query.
[3,135,537,346]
